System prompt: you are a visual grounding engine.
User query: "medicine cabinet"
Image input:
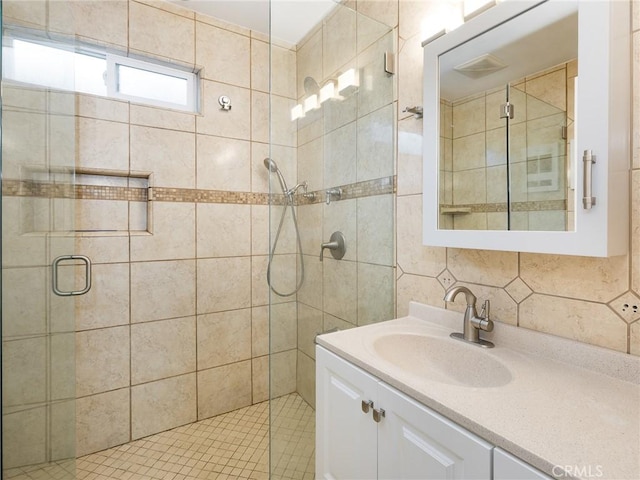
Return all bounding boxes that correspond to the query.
[422,0,629,256]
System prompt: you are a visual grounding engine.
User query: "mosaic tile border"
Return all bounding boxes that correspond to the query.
[2,176,396,206]
[440,199,567,214]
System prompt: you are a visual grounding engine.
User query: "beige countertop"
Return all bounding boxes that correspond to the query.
[316,302,640,480]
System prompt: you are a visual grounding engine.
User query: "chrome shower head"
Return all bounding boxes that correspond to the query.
[263,157,288,194]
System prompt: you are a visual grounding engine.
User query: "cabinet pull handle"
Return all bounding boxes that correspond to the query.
[373,408,385,423]
[582,149,596,209]
[361,400,373,414]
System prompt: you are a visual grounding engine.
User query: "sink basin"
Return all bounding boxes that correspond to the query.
[371,333,513,388]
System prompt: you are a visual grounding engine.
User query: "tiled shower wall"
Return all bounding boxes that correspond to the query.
[389,0,640,355]
[293,5,397,407]
[2,0,298,458]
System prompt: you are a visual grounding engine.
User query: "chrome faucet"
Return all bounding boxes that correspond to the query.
[443,286,494,348]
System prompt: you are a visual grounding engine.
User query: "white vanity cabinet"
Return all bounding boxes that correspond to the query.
[316,346,493,479]
[494,449,552,480]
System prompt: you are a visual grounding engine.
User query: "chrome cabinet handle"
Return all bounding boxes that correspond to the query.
[52,255,92,296]
[582,149,596,209]
[373,407,385,423]
[361,400,373,414]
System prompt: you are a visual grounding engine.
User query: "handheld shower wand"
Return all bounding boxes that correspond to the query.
[263,158,306,297]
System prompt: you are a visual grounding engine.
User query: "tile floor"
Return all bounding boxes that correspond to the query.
[4,394,315,480]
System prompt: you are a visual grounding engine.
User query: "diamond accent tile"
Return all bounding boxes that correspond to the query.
[505,277,533,304]
[608,291,640,324]
[437,269,456,290]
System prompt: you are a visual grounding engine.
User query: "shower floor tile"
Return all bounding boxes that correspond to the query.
[4,394,315,480]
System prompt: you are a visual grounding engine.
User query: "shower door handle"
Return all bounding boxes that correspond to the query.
[52,255,92,296]
[582,149,596,210]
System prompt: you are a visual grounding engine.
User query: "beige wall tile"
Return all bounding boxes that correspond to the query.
[358,263,395,325]
[525,68,566,113]
[2,267,47,337]
[131,202,196,261]
[252,91,270,145]
[77,118,129,172]
[50,399,75,460]
[398,34,424,120]
[129,1,195,65]
[198,257,252,313]
[396,273,446,317]
[75,263,130,330]
[130,104,196,132]
[298,303,323,359]
[76,388,130,457]
[453,97,485,139]
[357,194,394,266]
[323,6,356,77]
[73,236,130,265]
[137,0,195,19]
[251,39,269,93]
[197,203,251,257]
[298,203,323,258]
[252,306,269,358]
[76,326,130,397]
[272,45,297,99]
[297,138,324,195]
[323,84,358,133]
[130,126,195,188]
[75,199,129,232]
[251,205,269,255]
[298,254,324,310]
[270,350,297,398]
[447,249,518,288]
[131,260,196,323]
[631,321,640,355]
[131,317,196,384]
[197,134,251,191]
[323,258,357,324]
[3,0,46,28]
[3,407,47,469]
[49,0,128,48]
[2,111,47,178]
[271,301,298,353]
[453,132,486,171]
[520,294,628,352]
[2,197,47,268]
[132,373,197,439]
[296,351,316,408]
[632,171,640,293]
[198,361,252,418]
[252,355,269,403]
[397,118,423,195]
[521,254,629,303]
[396,195,447,276]
[357,104,395,181]
[197,81,251,139]
[271,95,298,148]
[2,337,47,407]
[77,95,129,123]
[196,22,250,87]
[358,32,395,117]
[297,29,323,98]
[50,333,76,401]
[197,309,251,370]
[452,169,486,204]
[634,33,640,169]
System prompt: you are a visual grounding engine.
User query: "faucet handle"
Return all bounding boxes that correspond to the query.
[479,300,490,320]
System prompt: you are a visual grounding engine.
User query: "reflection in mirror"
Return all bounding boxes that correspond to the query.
[437,2,577,232]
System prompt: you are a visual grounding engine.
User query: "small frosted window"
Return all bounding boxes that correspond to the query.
[117,64,189,107]
[3,39,107,96]
[2,33,198,112]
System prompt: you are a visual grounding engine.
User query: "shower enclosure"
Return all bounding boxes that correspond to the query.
[1,0,396,478]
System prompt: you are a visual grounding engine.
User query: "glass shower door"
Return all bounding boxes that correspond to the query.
[2,5,78,476]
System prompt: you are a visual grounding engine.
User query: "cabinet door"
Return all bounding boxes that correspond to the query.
[316,346,379,480]
[377,383,492,480]
[494,448,552,480]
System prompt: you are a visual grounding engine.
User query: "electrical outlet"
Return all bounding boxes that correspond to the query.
[609,292,640,323]
[437,269,456,289]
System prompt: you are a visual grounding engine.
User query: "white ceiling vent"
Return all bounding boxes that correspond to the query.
[453,54,507,79]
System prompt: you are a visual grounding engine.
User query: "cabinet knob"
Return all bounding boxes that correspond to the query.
[361,400,373,413]
[373,408,386,423]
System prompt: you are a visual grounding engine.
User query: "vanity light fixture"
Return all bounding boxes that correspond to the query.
[290,104,305,121]
[337,68,359,94]
[421,0,464,44]
[463,0,497,21]
[303,94,319,113]
[319,80,337,103]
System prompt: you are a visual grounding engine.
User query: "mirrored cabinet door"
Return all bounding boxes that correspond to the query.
[423,0,629,257]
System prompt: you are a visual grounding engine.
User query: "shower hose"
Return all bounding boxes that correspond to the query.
[266,189,305,297]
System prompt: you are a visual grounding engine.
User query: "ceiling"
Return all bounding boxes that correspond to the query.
[172,0,337,45]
